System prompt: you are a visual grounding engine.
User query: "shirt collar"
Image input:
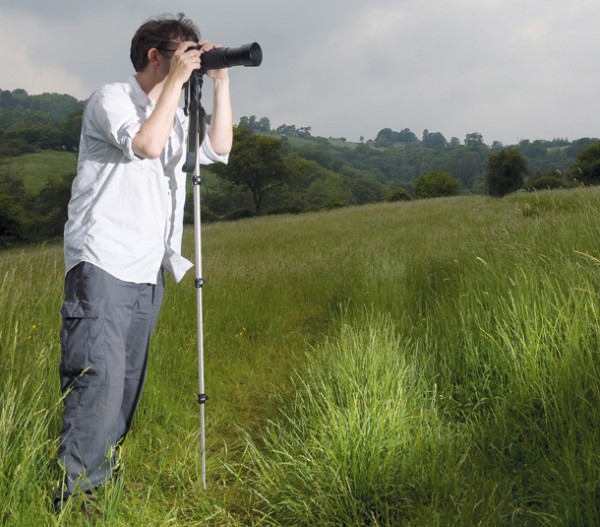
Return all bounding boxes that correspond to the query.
[128,74,154,109]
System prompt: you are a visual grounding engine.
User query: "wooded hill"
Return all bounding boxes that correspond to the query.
[1,87,599,246]
[0,89,83,156]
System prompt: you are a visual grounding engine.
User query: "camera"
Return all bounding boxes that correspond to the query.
[189,42,263,74]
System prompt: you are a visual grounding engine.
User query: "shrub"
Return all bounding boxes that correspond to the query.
[414,170,460,199]
[570,141,600,185]
[384,187,412,202]
[486,149,528,197]
[524,172,574,191]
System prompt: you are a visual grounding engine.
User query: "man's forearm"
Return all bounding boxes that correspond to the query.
[132,77,182,159]
[208,77,233,155]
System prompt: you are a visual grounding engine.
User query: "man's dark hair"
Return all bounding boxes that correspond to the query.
[130,13,200,72]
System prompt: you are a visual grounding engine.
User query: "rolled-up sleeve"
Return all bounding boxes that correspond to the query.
[178,111,229,166]
[88,87,141,161]
[199,129,229,165]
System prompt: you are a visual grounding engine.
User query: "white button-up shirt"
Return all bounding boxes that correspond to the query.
[64,75,228,284]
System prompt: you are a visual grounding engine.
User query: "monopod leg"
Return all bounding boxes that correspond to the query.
[184,73,209,493]
[193,172,208,492]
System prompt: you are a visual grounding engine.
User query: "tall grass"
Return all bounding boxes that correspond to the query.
[0,248,66,525]
[219,189,600,526]
[2,188,600,524]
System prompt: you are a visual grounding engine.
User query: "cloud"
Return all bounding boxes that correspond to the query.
[1,0,599,144]
[0,12,89,97]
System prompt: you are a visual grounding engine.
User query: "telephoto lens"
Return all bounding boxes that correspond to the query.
[200,42,262,72]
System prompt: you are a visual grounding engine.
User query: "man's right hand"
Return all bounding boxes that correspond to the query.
[168,41,202,86]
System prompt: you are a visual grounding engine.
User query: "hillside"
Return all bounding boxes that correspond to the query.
[1,88,598,195]
[3,188,600,524]
[0,89,83,157]
[1,150,77,192]
[1,88,599,248]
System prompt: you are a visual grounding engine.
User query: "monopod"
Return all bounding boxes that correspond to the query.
[182,42,262,491]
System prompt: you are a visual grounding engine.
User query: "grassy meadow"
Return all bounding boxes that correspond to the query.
[2,188,600,525]
[1,151,78,192]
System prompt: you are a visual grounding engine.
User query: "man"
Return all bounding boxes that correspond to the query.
[55,13,232,511]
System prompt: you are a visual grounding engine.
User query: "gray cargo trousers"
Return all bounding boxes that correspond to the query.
[57,262,164,495]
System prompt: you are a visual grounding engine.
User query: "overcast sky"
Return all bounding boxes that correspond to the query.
[1,0,598,146]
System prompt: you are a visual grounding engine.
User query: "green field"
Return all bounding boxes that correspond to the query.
[1,151,78,192]
[2,188,600,525]
[0,150,222,196]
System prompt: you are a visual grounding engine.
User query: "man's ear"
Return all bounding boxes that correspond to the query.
[147,48,161,68]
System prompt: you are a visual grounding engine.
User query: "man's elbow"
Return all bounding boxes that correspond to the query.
[132,139,163,160]
[214,147,232,157]
[140,147,163,160]
[211,138,233,156]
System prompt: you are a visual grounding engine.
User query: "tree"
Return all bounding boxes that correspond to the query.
[437,148,483,188]
[239,115,257,129]
[0,172,28,245]
[464,132,485,147]
[350,176,387,204]
[394,128,417,144]
[31,172,76,238]
[238,115,271,133]
[62,108,84,151]
[257,117,271,132]
[384,187,411,202]
[519,139,547,159]
[524,171,572,191]
[305,177,348,210]
[212,126,288,215]
[422,130,447,148]
[485,149,528,197]
[0,194,26,245]
[274,123,311,138]
[281,153,352,212]
[414,170,460,198]
[570,141,600,185]
[374,127,418,147]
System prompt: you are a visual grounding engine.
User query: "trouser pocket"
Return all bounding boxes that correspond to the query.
[59,311,103,392]
[59,263,105,392]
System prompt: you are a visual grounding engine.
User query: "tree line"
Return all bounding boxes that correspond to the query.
[202,125,599,215]
[0,89,83,157]
[1,88,600,246]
